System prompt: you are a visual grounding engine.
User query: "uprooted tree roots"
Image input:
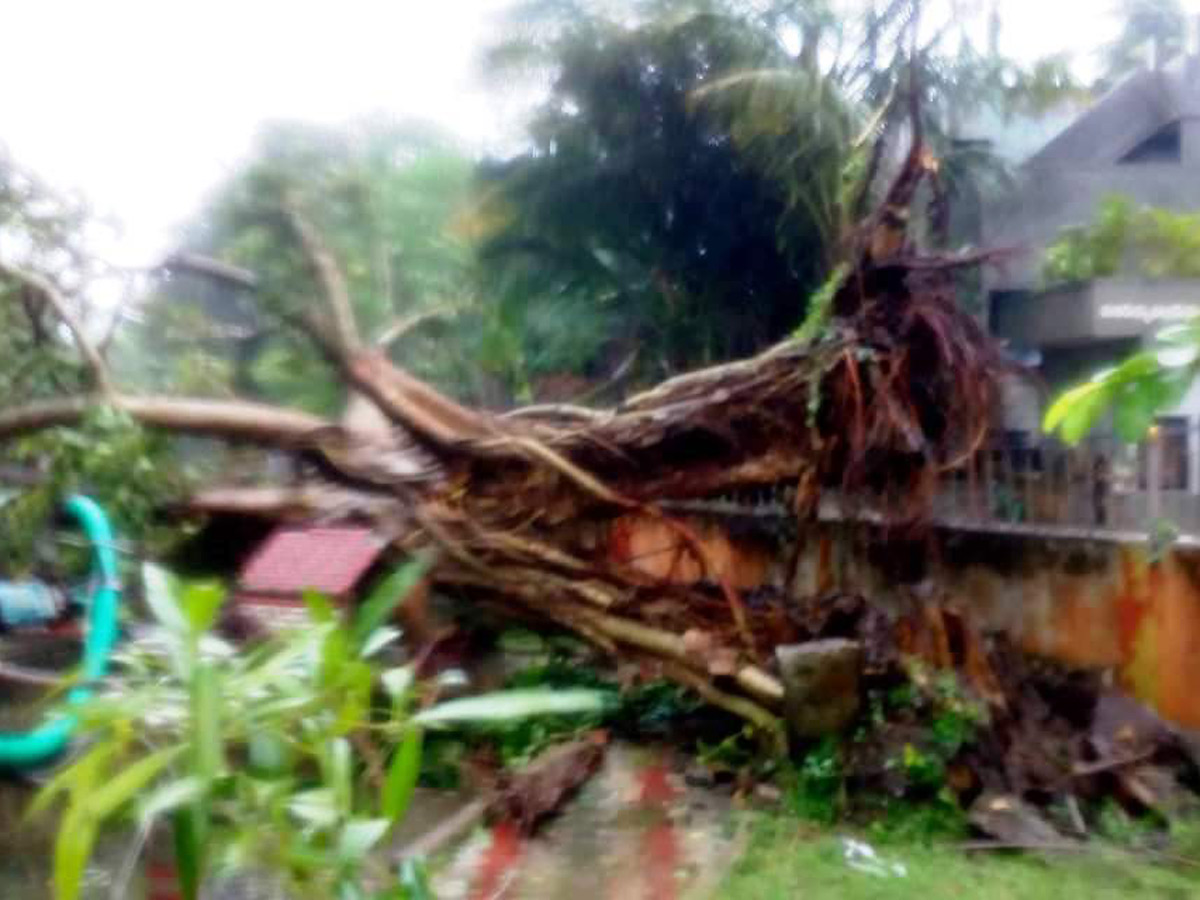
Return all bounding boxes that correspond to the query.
[0,129,1008,742]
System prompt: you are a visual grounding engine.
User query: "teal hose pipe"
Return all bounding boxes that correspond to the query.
[0,495,120,769]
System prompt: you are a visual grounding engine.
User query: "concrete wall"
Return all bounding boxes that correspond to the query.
[792,526,1200,730]
[994,279,1200,347]
[986,165,1200,290]
[607,513,1200,730]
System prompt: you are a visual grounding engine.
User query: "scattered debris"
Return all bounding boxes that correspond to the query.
[968,793,1071,847]
[784,589,1200,849]
[840,837,908,878]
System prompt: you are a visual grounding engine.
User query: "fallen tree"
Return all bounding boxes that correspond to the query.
[0,118,1006,742]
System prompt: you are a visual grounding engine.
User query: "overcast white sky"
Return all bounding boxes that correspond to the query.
[0,1,1136,266]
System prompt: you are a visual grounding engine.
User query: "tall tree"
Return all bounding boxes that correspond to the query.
[1100,0,1187,88]
[473,0,1076,382]
[119,120,485,414]
[474,0,855,381]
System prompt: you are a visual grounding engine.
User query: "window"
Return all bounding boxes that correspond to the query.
[1119,121,1181,164]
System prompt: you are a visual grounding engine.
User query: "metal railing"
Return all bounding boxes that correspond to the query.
[926,422,1200,540]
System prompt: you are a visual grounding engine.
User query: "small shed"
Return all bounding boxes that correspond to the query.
[232,525,388,632]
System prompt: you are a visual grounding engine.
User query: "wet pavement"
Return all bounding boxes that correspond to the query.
[430,743,746,900]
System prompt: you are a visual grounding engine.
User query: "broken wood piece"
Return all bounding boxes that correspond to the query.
[968,793,1073,847]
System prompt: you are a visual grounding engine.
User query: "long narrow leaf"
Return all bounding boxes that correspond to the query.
[412,689,609,727]
[382,727,423,823]
[352,558,430,651]
[172,807,202,900]
[86,746,181,820]
[53,805,97,900]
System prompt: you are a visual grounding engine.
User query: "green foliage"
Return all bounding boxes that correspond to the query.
[1042,195,1200,285]
[787,735,844,825]
[1042,195,1134,284]
[33,562,604,900]
[1044,317,1200,444]
[795,262,849,343]
[119,120,486,410]
[477,3,839,377]
[1100,0,1186,89]
[0,406,188,573]
[0,151,112,405]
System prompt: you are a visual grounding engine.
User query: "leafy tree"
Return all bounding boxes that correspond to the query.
[120,120,485,413]
[1099,0,1187,88]
[474,0,1079,381]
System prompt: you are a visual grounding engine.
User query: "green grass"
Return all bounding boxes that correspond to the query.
[715,815,1200,900]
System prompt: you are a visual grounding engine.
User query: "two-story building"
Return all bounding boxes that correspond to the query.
[985,51,1200,491]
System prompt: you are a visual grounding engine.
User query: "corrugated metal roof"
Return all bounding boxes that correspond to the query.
[237,526,385,598]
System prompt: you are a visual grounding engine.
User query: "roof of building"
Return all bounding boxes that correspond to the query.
[236,525,386,599]
[1028,55,1200,169]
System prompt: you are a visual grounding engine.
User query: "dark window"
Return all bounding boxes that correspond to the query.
[1119,121,1181,164]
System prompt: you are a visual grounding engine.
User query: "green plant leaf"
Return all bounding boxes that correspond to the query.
[338,817,391,863]
[87,746,181,821]
[143,562,189,634]
[382,727,423,823]
[329,737,353,816]
[28,739,117,820]
[172,807,202,900]
[289,788,339,828]
[53,804,97,900]
[182,580,227,634]
[396,858,435,900]
[139,776,204,827]
[303,588,337,624]
[412,689,610,727]
[352,558,430,651]
[192,661,224,782]
[362,626,403,658]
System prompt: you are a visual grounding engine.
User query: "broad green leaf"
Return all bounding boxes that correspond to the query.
[86,746,180,820]
[352,558,430,650]
[1042,380,1102,434]
[338,817,390,862]
[53,805,97,900]
[1059,382,1114,445]
[139,776,204,827]
[382,727,423,823]
[182,580,227,634]
[412,689,609,727]
[1113,380,1162,443]
[142,562,188,634]
[192,661,224,782]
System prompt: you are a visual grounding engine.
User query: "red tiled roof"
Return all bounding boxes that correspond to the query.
[237,526,385,598]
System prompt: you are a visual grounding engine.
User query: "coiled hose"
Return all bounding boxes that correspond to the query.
[0,495,120,769]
